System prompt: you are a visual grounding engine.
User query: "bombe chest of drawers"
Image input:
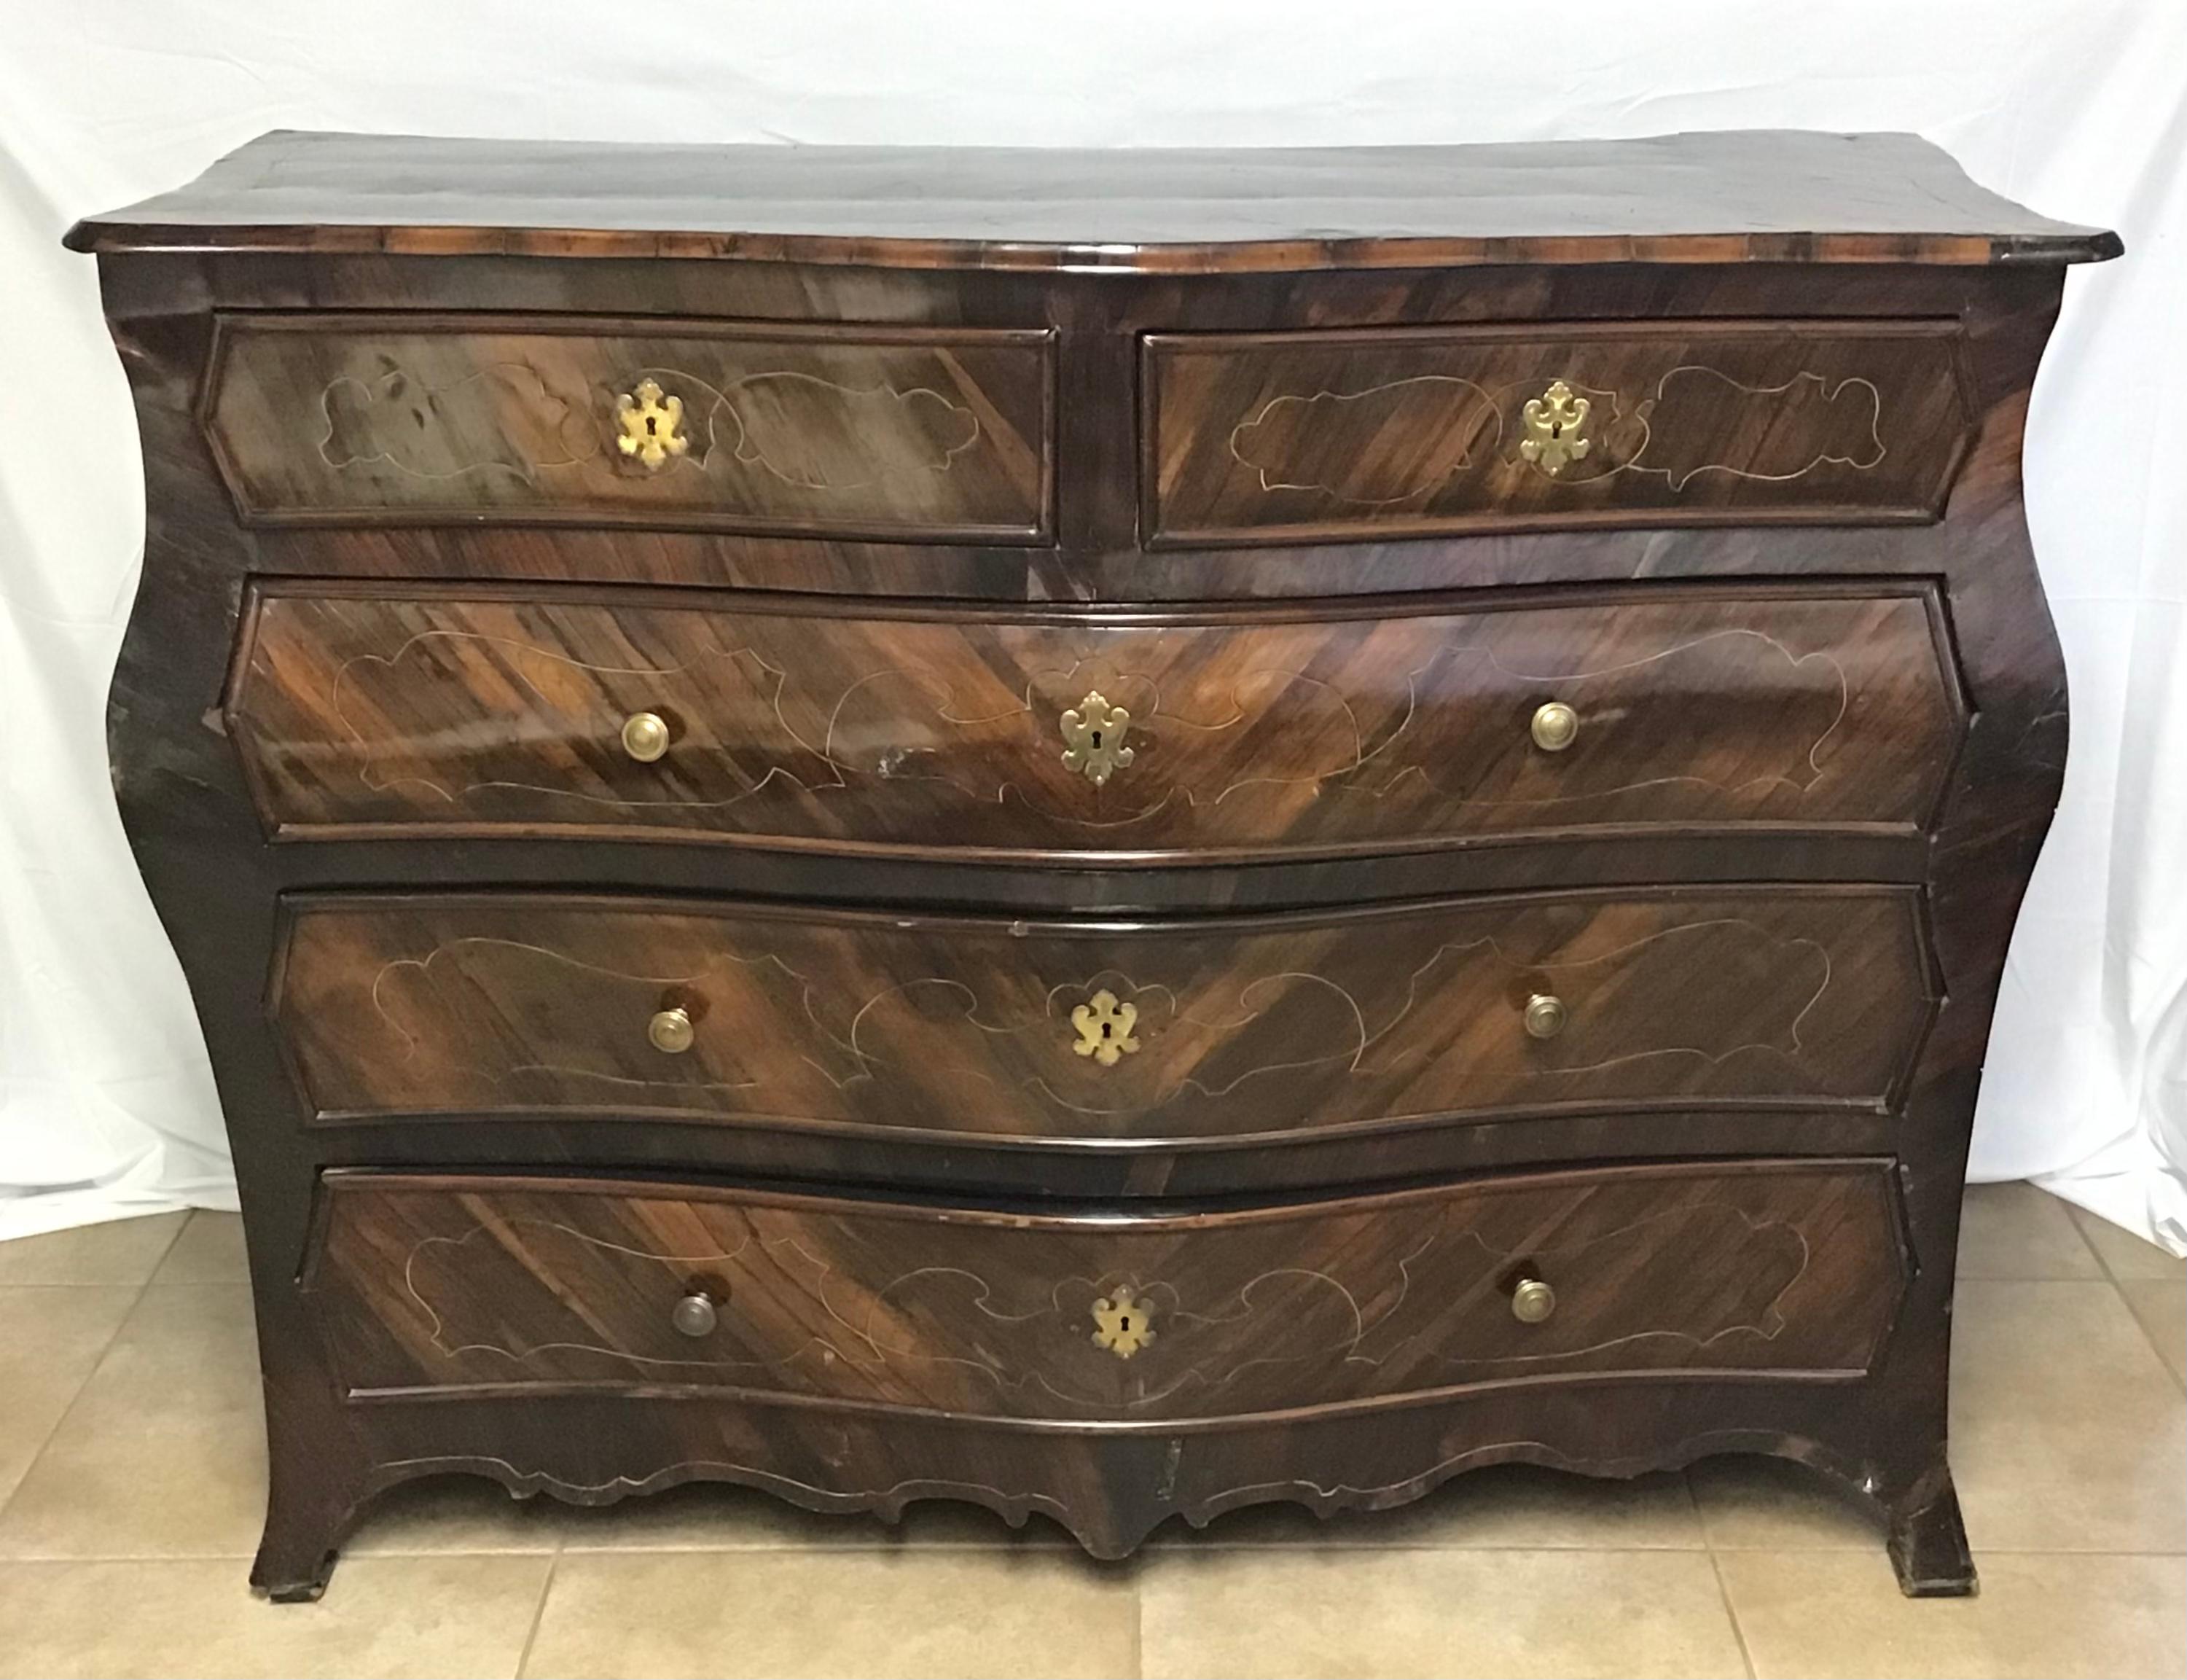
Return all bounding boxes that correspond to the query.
[70,129,2117,1599]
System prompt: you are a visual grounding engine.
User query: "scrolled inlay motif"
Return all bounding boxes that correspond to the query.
[328,1160,1910,1418]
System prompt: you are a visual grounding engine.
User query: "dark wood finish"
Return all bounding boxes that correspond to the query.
[66,130,2116,270]
[228,579,1963,858]
[202,313,1052,539]
[273,887,1933,1137]
[74,128,2116,1601]
[310,1161,1910,1412]
[1146,321,1972,543]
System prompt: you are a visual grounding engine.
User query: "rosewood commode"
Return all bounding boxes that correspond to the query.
[69,130,2118,1599]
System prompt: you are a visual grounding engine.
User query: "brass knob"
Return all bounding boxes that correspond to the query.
[648,1007,695,1055]
[670,1290,718,1338]
[1523,993,1567,1040]
[1511,1278,1557,1324]
[1530,701,1578,752]
[621,711,671,763]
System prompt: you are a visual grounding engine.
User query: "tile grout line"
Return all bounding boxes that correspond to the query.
[2067,1201,2187,1389]
[512,1550,560,1680]
[0,1268,158,1532]
[1705,1546,1760,1680]
[1130,1564,1146,1680]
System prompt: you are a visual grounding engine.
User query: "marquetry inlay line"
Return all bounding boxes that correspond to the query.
[367,935,829,1092]
[354,908,1850,1119]
[1226,375,1506,499]
[317,364,597,482]
[314,358,987,496]
[627,365,984,491]
[402,1218,773,1367]
[1633,367,1887,490]
[1367,919,1835,1074]
[1344,628,1853,803]
[315,614,1860,828]
[387,1195,1816,1403]
[1224,362,1891,505]
[326,629,850,809]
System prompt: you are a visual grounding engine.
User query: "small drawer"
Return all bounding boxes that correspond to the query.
[271,886,1936,1142]
[200,313,1054,540]
[308,1159,1912,1416]
[1143,319,1973,545]
[226,580,1963,859]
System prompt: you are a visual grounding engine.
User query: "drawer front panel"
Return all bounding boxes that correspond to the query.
[229,583,1960,857]
[201,314,1054,539]
[274,888,1934,1140]
[312,1161,1910,1415]
[1145,321,1972,544]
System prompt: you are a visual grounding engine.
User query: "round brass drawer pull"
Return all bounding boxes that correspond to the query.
[1523,993,1567,1040]
[648,1006,695,1055]
[670,1289,719,1338]
[621,711,672,763]
[1530,700,1579,752]
[1511,1278,1557,1324]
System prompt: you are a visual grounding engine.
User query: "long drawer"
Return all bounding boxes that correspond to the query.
[227,581,1963,859]
[1144,319,1973,544]
[308,1160,1912,1417]
[200,313,1055,541]
[272,886,1936,1141]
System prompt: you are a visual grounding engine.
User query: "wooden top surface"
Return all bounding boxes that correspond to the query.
[66,128,2118,271]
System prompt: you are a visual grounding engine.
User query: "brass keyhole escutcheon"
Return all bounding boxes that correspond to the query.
[649,1006,695,1055]
[1060,690,1135,786]
[615,378,689,471]
[1091,1286,1156,1359]
[1519,380,1592,477]
[621,710,672,762]
[1530,700,1578,752]
[1071,989,1141,1067]
[1523,993,1568,1041]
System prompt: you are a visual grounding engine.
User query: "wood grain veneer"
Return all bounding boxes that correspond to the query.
[74,129,2113,1601]
[227,579,1963,858]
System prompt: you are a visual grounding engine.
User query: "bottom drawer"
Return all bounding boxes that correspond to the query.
[310,1159,1909,1423]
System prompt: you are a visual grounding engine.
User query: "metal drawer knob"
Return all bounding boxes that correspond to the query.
[670,1289,719,1338]
[1530,701,1579,752]
[648,1006,695,1055]
[1523,993,1567,1040]
[1511,1278,1557,1324]
[621,711,672,763]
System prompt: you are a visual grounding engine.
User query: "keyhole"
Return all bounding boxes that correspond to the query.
[646,415,659,436]
[1101,1021,1114,1041]
[1090,729,1103,747]
[1117,1313,1132,1332]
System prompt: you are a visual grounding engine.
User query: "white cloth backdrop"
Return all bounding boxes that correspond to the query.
[2,1,2183,1247]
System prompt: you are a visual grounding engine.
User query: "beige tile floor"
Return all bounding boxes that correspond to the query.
[0,1184,2178,1679]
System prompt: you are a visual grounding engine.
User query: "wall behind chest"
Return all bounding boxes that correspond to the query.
[4,1,2180,1244]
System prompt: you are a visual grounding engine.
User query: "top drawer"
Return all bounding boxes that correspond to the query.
[199,313,1055,541]
[1143,320,1973,546]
